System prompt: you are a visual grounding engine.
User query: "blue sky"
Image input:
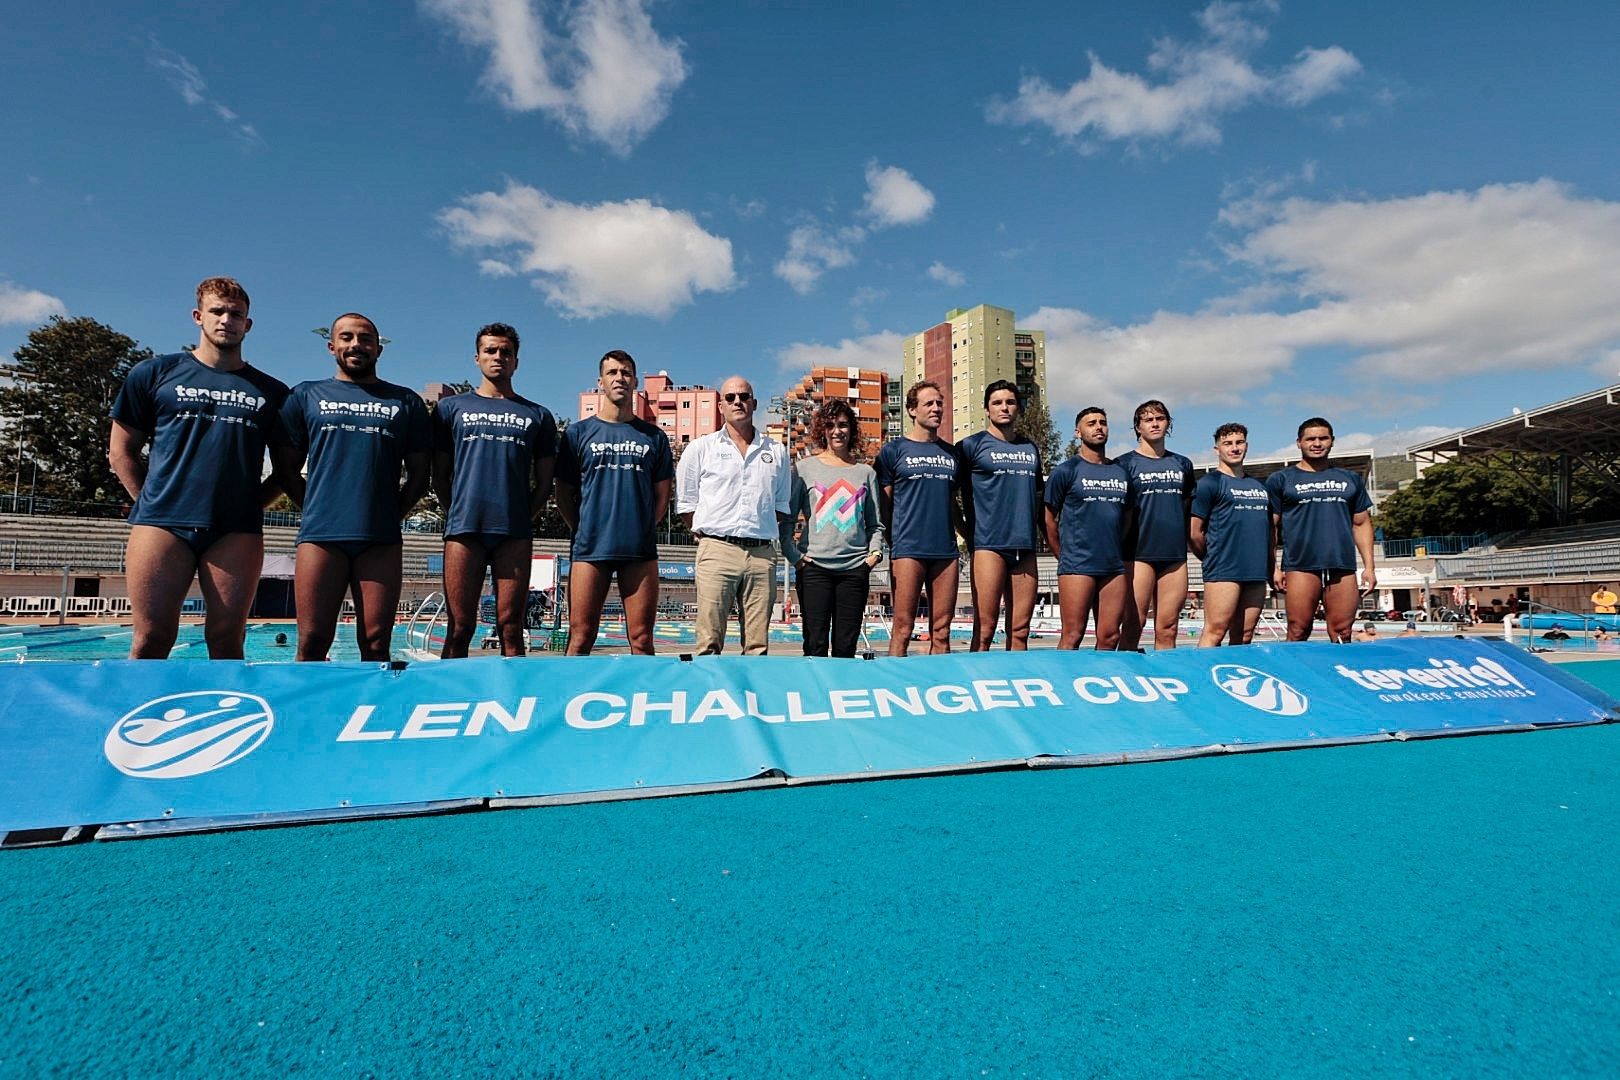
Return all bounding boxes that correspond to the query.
[4,0,1619,459]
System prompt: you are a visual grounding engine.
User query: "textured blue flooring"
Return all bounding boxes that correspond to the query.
[3,666,1619,1077]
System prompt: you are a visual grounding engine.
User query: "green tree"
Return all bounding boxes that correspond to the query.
[0,316,151,504]
[1013,386,1062,469]
[1376,452,1620,538]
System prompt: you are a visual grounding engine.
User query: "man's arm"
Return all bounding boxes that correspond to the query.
[530,453,555,519]
[108,421,149,502]
[399,451,432,519]
[258,474,282,509]
[1189,515,1209,560]
[431,450,454,517]
[1042,504,1062,558]
[1271,513,1286,593]
[674,439,701,532]
[271,445,307,507]
[652,477,673,529]
[555,481,581,533]
[1353,510,1376,592]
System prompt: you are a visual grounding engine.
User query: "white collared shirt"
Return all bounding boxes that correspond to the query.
[676,427,791,538]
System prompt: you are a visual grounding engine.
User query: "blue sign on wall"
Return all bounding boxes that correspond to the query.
[0,641,1611,838]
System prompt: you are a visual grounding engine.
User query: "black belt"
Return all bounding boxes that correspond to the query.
[701,534,774,549]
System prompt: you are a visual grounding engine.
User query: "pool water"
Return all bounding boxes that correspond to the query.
[0,623,387,663]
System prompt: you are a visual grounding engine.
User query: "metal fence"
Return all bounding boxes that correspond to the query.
[1377,533,1491,559]
[1437,540,1620,582]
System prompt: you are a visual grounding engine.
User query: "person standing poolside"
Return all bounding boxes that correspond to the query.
[1266,417,1375,643]
[556,350,673,656]
[676,376,791,655]
[430,322,556,658]
[272,313,431,661]
[956,380,1042,652]
[876,381,961,656]
[1117,399,1195,651]
[1044,407,1133,651]
[1190,422,1273,647]
[780,398,883,658]
[108,276,288,659]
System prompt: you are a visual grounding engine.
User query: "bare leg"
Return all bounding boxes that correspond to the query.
[926,558,959,654]
[1153,562,1189,650]
[1120,560,1156,651]
[1283,571,1325,642]
[489,537,533,656]
[969,550,1008,652]
[441,537,490,659]
[1321,569,1362,643]
[195,532,265,659]
[294,542,352,661]
[1233,582,1266,644]
[565,561,615,656]
[1199,581,1241,648]
[1004,551,1037,651]
[125,525,199,659]
[889,557,926,656]
[1093,572,1129,651]
[349,544,403,661]
[1057,574,1097,650]
[618,559,661,656]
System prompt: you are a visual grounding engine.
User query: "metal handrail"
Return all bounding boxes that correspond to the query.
[402,591,447,660]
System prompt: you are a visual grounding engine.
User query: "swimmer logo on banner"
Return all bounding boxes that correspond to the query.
[0,640,1613,837]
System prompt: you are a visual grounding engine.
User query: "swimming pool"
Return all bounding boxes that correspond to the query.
[0,623,382,663]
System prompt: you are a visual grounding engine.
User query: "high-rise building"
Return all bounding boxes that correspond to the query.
[900,304,1046,443]
[578,370,720,446]
[776,366,891,457]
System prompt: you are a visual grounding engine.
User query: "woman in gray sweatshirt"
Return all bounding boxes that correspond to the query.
[780,398,884,657]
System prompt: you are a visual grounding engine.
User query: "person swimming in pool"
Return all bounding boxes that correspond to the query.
[1267,417,1376,643]
[108,277,289,660]
[430,323,556,658]
[271,313,432,662]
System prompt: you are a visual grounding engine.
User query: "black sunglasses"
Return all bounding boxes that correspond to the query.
[722,392,753,403]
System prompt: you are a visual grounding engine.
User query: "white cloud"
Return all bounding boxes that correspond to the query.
[145,37,263,149]
[1032,180,1620,419]
[774,223,865,294]
[862,163,935,227]
[777,331,904,375]
[986,1,1359,149]
[775,161,935,293]
[1260,425,1455,460]
[0,282,66,325]
[927,262,966,288]
[421,0,686,155]
[439,182,735,318]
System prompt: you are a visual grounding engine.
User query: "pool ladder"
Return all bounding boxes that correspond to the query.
[403,591,448,661]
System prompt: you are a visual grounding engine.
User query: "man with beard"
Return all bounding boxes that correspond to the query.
[272,313,432,661]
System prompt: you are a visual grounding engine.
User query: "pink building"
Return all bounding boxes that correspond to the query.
[578,370,720,447]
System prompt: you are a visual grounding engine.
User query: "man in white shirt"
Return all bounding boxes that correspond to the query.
[676,375,792,655]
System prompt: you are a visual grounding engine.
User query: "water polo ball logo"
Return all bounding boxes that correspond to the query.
[104,691,275,779]
[1210,664,1309,716]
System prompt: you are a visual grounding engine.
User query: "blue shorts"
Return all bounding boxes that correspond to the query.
[301,539,396,560]
[447,532,529,554]
[165,526,239,559]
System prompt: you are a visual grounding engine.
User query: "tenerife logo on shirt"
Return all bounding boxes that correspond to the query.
[319,399,401,418]
[463,412,532,430]
[1135,468,1184,485]
[1232,487,1269,500]
[1209,665,1310,716]
[175,384,265,410]
[1293,479,1350,494]
[104,691,275,779]
[1079,476,1128,492]
[988,449,1038,465]
[589,439,651,456]
[910,453,956,470]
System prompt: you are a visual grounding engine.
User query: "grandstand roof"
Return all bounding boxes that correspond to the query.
[1407,383,1620,464]
[1192,449,1373,484]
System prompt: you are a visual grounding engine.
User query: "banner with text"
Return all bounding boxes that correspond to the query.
[1,640,1613,835]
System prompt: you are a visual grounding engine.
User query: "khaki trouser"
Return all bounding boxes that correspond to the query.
[694,537,777,655]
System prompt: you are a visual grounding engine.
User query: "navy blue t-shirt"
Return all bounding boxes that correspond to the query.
[1045,457,1133,576]
[110,352,289,532]
[555,416,674,563]
[1190,471,1272,583]
[277,378,432,544]
[957,431,1041,552]
[433,392,557,538]
[875,437,959,560]
[1266,465,1372,572]
[1117,449,1195,563]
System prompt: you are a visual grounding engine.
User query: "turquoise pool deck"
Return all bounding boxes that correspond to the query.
[2,662,1618,1077]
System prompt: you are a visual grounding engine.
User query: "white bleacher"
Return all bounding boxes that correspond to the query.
[64,597,106,617]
